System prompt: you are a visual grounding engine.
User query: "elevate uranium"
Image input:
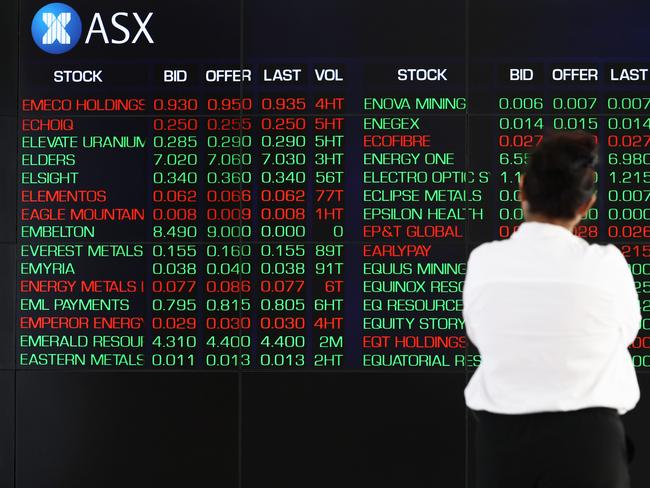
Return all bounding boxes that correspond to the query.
[22,135,146,148]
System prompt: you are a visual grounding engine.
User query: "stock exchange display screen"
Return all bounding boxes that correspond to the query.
[15,0,650,371]
[3,1,650,486]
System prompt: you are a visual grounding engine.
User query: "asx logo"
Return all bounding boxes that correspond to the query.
[31,2,154,54]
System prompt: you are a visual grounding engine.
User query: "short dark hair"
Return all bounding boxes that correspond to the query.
[522,130,598,219]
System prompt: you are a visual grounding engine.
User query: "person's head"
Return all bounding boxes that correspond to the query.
[519,130,598,228]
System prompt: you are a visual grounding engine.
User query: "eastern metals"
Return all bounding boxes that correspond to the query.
[19,353,145,367]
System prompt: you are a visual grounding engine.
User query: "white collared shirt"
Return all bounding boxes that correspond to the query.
[463,221,641,415]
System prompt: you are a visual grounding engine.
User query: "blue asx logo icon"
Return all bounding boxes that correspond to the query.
[31,3,82,54]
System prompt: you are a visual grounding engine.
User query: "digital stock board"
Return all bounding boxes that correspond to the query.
[3,0,650,486]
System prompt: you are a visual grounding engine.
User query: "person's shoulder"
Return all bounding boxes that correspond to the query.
[583,241,624,261]
[582,242,630,274]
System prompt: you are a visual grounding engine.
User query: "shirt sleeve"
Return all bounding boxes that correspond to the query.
[463,247,479,345]
[607,245,641,345]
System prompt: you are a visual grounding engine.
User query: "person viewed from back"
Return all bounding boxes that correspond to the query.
[463,131,640,488]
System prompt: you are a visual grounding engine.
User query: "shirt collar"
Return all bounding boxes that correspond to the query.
[511,221,576,239]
